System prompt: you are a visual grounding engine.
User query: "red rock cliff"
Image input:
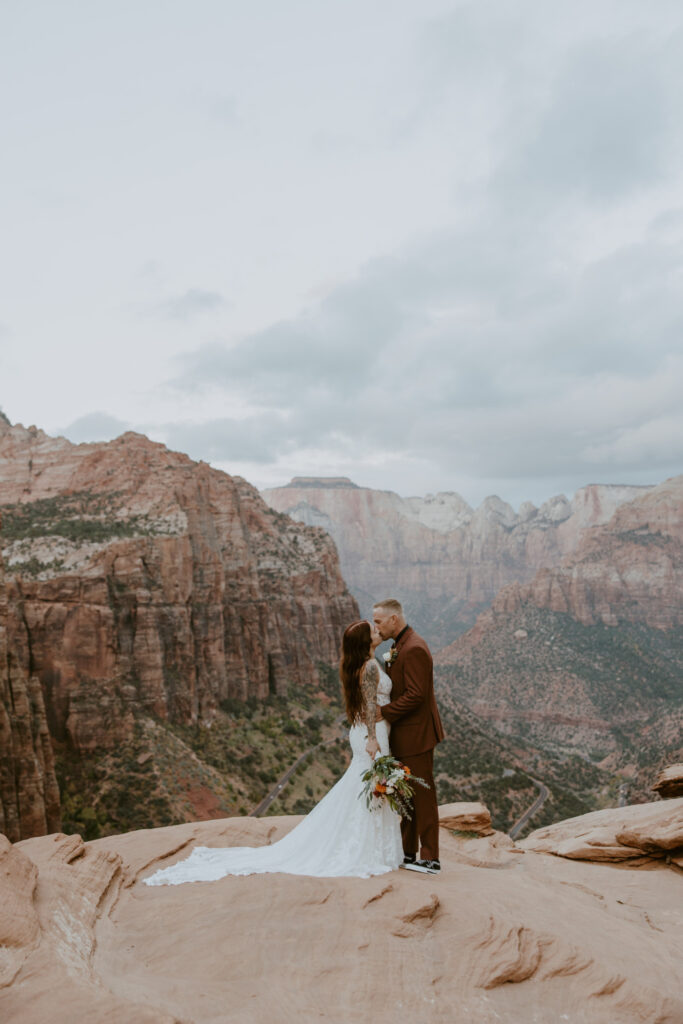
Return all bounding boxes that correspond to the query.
[0,534,61,841]
[487,475,683,630]
[434,478,683,766]
[0,424,358,759]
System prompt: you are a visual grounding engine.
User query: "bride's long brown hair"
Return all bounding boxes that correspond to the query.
[339,620,371,724]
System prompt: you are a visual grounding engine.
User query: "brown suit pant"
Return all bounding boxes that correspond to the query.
[400,749,439,862]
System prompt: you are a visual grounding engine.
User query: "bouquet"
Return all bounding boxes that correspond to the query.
[359,754,429,819]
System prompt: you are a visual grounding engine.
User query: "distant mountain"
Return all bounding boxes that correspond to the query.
[262,476,654,648]
[435,477,683,799]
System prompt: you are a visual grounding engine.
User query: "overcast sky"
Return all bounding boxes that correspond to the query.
[2,0,682,509]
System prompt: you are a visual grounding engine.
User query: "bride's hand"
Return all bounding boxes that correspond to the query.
[365,737,380,759]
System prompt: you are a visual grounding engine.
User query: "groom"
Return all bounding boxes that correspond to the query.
[373,598,445,874]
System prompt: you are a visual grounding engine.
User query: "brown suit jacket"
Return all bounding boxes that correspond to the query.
[380,627,445,758]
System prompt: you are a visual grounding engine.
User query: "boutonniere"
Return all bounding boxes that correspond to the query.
[383,647,399,667]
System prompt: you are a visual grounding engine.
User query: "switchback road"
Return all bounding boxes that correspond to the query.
[509,778,549,840]
[250,715,347,817]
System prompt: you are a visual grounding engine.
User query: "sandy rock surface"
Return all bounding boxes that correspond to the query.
[653,763,683,799]
[438,800,493,835]
[521,798,683,865]
[2,804,683,1023]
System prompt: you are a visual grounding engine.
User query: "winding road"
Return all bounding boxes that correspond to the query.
[250,714,347,817]
[250,722,552,836]
[508,778,550,840]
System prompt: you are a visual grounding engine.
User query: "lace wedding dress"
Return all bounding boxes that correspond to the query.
[144,666,403,884]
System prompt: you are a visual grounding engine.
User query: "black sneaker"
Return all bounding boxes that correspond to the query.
[404,859,440,874]
[397,851,419,868]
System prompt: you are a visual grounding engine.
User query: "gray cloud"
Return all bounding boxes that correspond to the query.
[61,412,130,443]
[206,94,242,131]
[157,289,226,321]
[162,415,293,464]
[7,0,680,509]
[166,201,683,501]
[496,36,677,206]
[158,4,683,499]
[174,274,413,399]
[410,1,683,218]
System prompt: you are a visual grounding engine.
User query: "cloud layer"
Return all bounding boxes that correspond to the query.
[3,0,681,507]
[163,1,683,504]
[167,218,683,503]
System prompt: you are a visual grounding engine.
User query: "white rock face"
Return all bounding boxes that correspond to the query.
[262,477,657,647]
[474,496,517,529]
[517,501,538,523]
[402,492,473,532]
[538,494,572,523]
[568,484,652,530]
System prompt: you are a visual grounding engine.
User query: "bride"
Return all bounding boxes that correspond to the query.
[144,620,403,884]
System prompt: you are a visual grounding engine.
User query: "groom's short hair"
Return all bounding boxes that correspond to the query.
[374,598,403,616]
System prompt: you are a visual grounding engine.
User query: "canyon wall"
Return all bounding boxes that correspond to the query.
[0,533,61,841]
[262,476,653,648]
[488,475,683,630]
[0,422,358,764]
[435,477,683,771]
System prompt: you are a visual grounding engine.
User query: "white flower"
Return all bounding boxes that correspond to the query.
[382,652,391,662]
[386,785,395,794]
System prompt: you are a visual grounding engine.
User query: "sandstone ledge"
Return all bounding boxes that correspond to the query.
[520,797,683,868]
[438,800,494,835]
[2,804,683,1023]
[653,764,683,799]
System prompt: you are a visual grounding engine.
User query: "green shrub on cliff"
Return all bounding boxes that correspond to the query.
[0,491,161,544]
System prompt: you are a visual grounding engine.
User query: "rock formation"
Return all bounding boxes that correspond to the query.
[0,423,356,747]
[435,478,683,775]
[438,800,493,835]
[262,476,654,647]
[2,801,682,1022]
[0,533,61,841]
[489,475,683,631]
[653,764,683,799]
[0,422,357,839]
[521,797,683,869]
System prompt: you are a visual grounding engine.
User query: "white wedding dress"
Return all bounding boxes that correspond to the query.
[144,666,403,884]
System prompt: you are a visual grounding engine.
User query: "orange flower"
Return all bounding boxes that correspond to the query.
[404,767,411,776]
[375,783,387,794]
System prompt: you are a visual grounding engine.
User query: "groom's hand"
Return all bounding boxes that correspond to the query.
[375,706,383,722]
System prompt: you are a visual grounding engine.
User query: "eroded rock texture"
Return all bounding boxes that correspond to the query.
[2,804,682,1023]
[653,764,683,799]
[0,424,357,836]
[262,476,653,646]
[435,478,683,769]
[0,539,61,841]
[489,476,683,631]
[521,798,683,868]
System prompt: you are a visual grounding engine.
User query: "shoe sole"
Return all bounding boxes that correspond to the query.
[402,862,440,874]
